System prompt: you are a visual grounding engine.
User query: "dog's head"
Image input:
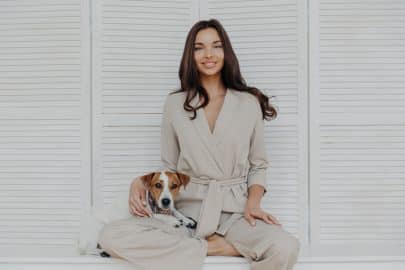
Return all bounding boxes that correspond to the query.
[140,171,190,210]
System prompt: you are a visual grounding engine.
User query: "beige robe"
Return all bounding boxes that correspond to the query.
[98,88,300,270]
[161,88,269,238]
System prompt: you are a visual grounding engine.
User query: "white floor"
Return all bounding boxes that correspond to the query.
[2,255,405,270]
[1,246,405,270]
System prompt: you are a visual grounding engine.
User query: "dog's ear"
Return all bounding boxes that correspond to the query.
[176,172,190,189]
[139,172,156,189]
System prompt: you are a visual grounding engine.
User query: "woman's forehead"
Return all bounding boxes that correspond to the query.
[195,28,221,43]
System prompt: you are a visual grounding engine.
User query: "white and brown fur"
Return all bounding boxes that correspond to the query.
[140,171,197,229]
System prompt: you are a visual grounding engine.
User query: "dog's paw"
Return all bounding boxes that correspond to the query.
[171,219,183,228]
[184,217,197,229]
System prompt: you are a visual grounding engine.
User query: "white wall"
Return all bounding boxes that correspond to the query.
[0,0,91,253]
[309,0,405,256]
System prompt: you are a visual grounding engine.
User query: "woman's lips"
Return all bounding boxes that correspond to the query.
[203,62,216,68]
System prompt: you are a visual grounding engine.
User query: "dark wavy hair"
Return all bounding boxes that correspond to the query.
[171,18,277,121]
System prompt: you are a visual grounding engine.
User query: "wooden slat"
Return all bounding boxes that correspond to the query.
[0,0,89,249]
[310,0,405,254]
[93,0,193,207]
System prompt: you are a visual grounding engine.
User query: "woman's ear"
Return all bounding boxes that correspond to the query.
[176,172,190,188]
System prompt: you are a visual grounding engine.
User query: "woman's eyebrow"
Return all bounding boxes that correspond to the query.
[194,40,222,46]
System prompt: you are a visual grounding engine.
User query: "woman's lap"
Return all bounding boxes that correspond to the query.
[224,217,300,263]
[97,215,300,269]
[98,217,208,270]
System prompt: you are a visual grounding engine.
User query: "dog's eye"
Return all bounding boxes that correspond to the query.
[171,184,178,189]
[155,183,162,188]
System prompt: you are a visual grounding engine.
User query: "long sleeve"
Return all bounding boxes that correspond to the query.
[247,101,269,194]
[160,96,180,172]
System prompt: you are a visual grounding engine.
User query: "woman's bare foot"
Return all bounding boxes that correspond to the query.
[206,234,241,257]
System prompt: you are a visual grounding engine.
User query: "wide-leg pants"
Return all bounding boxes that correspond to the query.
[98,214,300,270]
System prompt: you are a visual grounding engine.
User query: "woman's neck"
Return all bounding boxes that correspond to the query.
[200,74,226,99]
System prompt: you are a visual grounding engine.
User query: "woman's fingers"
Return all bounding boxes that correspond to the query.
[264,214,274,224]
[132,193,152,217]
[138,191,152,217]
[267,214,281,226]
[130,195,148,217]
[138,191,148,209]
[260,214,282,226]
[130,204,144,217]
[129,196,143,217]
[128,199,136,215]
[244,212,256,226]
[128,177,151,217]
[247,208,282,226]
[128,197,142,216]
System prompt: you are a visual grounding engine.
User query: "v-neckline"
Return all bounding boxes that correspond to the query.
[200,88,229,136]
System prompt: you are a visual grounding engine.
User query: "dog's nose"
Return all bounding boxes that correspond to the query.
[162,198,171,207]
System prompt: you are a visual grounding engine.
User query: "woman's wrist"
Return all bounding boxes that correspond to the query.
[247,198,261,208]
[247,184,264,207]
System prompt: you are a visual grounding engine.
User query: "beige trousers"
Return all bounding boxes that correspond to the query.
[98,214,300,270]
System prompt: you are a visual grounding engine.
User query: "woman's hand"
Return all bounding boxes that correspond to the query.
[128,177,152,217]
[244,201,282,227]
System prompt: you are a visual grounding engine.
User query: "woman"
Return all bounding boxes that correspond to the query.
[99,19,300,270]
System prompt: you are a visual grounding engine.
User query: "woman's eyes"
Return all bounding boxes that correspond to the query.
[194,45,222,51]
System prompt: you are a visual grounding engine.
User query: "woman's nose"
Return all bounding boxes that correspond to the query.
[204,48,213,57]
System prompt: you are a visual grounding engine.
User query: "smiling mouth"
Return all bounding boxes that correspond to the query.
[203,62,216,68]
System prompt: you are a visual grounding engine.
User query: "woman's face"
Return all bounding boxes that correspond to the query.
[194,28,224,78]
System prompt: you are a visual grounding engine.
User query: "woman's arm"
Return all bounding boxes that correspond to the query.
[160,95,180,172]
[246,100,269,205]
[244,100,281,226]
[247,184,265,207]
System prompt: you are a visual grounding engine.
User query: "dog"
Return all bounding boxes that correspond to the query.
[77,170,196,256]
[140,171,197,229]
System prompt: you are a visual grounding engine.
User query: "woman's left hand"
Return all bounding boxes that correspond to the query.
[244,203,282,227]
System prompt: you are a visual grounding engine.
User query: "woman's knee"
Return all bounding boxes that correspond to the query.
[264,232,300,262]
[282,235,300,258]
[98,223,120,252]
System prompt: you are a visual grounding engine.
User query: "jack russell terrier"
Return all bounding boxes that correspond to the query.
[140,171,197,229]
[77,170,196,256]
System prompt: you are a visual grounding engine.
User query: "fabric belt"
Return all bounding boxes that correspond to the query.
[190,175,247,239]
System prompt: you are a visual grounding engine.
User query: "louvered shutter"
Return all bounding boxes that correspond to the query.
[0,0,91,253]
[309,0,405,255]
[205,0,307,241]
[93,0,197,206]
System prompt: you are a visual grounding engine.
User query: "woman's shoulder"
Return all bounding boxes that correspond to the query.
[231,89,261,112]
[164,90,184,106]
[162,90,187,115]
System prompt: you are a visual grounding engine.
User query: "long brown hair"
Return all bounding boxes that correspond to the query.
[172,19,277,121]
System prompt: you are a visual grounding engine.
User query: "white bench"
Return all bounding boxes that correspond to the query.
[2,255,405,270]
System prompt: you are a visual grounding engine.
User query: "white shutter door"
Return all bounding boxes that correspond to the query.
[309,0,405,256]
[93,0,197,206]
[0,0,91,254]
[205,0,308,242]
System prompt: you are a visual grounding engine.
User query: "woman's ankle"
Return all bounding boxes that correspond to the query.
[207,240,218,256]
[206,234,241,257]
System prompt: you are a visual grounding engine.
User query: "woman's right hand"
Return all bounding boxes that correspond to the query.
[128,177,152,217]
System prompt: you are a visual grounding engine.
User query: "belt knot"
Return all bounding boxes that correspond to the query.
[190,175,247,238]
